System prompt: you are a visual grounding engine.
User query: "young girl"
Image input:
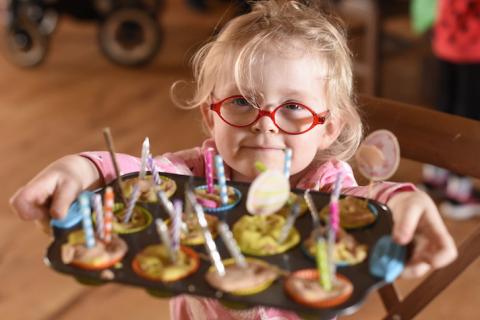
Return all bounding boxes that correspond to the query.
[10,1,457,319]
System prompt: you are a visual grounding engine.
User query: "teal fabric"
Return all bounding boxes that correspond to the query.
[411,0,438,34]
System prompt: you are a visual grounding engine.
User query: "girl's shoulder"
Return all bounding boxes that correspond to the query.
[158,139,214,176]
[295,159,358,191]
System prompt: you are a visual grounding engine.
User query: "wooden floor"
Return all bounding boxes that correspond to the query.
[0,2,478,319]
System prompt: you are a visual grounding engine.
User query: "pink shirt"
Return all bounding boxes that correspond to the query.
[81,139,414,320]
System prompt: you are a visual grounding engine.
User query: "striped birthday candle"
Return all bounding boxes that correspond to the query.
[103,186,114,243]
[214,155,228,206]
[123,184,140,223]
[79,192,96,248]
[92,193,104,239]
[172,200,183,253]
[147,154,162,187]
[329,172,344,234]
[204,148,215,193]
[283,148,292,178]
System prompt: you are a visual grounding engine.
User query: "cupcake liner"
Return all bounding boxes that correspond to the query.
[132,245,199,282]
[284,269,353,308]
[65,230,127,271]
[194,185,242,214]
[111,203,153,234]
[206,258,278,296]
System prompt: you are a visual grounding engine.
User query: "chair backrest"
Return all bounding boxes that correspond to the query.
[360,95,480,178]
[358,95,480,320]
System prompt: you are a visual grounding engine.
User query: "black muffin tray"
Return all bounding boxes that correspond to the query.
[45,172,395,319]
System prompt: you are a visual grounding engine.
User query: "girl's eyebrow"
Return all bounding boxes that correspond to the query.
[280,89,312,101]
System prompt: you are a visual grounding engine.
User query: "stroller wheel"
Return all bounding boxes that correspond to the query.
[99,8,162,67]
[4,21,48,68]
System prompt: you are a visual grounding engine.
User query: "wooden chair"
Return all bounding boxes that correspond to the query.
[359,95,480,320]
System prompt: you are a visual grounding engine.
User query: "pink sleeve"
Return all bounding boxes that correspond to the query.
[79,151,197,184]
[295,159,416,204]
[79,152,142,184]
[342,181,417,204]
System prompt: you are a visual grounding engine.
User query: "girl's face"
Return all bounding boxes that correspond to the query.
[201,52,341,183]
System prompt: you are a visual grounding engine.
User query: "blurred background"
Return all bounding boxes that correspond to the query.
[0,0,478,319]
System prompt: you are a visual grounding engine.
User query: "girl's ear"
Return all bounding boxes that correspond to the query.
[317,115,344,150]
[200,103,215,134]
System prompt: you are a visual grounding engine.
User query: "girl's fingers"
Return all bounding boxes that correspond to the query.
[49,179,83,220]
[389,193,424,245]
[424,226,458,269]
[401,261,431,279]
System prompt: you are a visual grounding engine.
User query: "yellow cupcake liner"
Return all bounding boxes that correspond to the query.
[233,214,301,256]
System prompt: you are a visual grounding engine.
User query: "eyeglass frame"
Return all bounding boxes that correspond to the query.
[210,95,330,135]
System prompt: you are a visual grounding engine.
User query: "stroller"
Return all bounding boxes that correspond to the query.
[4,0,164,67]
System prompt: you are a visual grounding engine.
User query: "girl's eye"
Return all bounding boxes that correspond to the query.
[284,103,303,111]
[232,97,251,107]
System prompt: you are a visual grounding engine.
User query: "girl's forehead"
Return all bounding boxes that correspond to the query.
[214,50,329,97]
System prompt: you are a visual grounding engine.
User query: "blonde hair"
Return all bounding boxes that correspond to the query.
[171,0,363,161]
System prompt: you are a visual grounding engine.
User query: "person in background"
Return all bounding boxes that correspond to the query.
[413,0,480,220]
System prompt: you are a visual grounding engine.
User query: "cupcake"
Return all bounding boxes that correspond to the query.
[275,192,308,217]
[61,230,127,271]
[285,270,353,308]
[132,244,199,282]
[205,258,278,295]
[233,214,300,256]
[320,196,377,229]
[123,175,177,202]
[109,203,153,234]
[303,228,368,266]
[194,185,241,213]
[167,212,219,246]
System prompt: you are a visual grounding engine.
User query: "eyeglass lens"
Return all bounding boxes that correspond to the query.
[220,96,315,133]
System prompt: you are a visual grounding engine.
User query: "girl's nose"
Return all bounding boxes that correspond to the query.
[250,114,279,134]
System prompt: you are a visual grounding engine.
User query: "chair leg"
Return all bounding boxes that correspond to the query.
[378,283,400,310]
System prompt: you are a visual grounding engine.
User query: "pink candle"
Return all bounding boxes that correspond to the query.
[329,172,344,234]
[204,148,215,194]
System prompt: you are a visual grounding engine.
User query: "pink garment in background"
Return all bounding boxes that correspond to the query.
[80,139,414,320]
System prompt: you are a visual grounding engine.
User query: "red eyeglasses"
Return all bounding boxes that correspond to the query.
[210,95,329,135]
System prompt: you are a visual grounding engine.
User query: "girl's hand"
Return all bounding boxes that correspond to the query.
[9,155,101,228]
[387,190,458,278]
